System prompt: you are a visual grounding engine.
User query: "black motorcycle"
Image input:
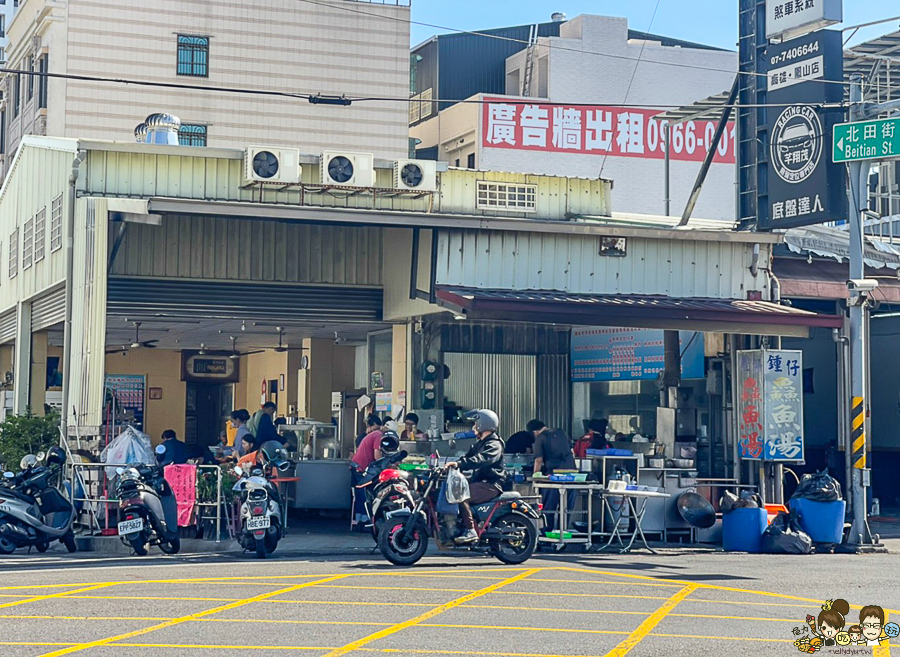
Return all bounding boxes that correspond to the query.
[377,466,540,566]
[355,450,416,541]
[0,447,77,554]
[115,445,180,556]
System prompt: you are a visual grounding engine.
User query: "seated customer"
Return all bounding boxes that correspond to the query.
[158,429,188,466]
[400,413,425,440]
[236,435,260,470]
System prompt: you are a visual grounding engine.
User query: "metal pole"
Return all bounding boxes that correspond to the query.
[216,465,222,544]
[664,123,671,216]
[847,74,873,546]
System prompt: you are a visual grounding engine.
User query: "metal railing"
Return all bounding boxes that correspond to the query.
[67,462,230,543]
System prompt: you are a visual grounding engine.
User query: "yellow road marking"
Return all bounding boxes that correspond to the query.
[320,568,541,657]
[270,599,436,608]
[319,584,477,593]
[465,604,648,615]
[37,574,349,657]
[113,646,606,656]
[605,583,698,657]
[0,583,120,610]
[502,591,671,601]
[873,610,891,657]
[419,623,627,635]
[650,633,793,643]
[64,595,241,602]
[527,577,684,589]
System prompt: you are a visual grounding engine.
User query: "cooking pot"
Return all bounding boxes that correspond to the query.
[676,491,716,528]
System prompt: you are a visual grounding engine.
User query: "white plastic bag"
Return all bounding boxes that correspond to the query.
[100,426,154,478]
[445,468,471,504]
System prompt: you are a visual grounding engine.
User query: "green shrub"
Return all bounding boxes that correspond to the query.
[0,411,61,472]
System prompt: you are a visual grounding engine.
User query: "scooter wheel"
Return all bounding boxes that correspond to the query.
[61,532,77,554]
[0,538,17,554]
[129,535,149,556]
[35,539,50,553]
[255,538,267,559]
[159,536,180,555]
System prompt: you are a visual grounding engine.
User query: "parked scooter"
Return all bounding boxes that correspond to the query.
[377,465,540,566]
[355,449,416,541]
[235,441,293,559]
[0,447,77,554]
[115,444,180,556]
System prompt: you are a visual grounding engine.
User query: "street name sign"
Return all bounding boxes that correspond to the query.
[833,118,900,163]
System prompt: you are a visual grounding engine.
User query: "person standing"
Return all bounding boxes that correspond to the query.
[230,409,252,456]
[356,415,383,448]
[573,418,609,458]
[250,402,281,445]
[158,429,188,466]
[528,419,577,533]
[348,419,385,532]
[446,409,505,544]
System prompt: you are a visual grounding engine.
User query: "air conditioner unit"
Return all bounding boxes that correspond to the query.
[244,147,301,184]
[394,159,437,192]
[320,151,375,187]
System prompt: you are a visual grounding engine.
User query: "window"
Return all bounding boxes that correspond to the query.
[177,35,209,77]
[38,55,48,109]
[476,181,537,212]
[467,153,476,169]
[50,194,62,252]
[0,110,5,155]
[12,72,20,117]
[8,228,17,278]
[34,208,45,262]
[22,217,33,269]
[178,124,207,147]
[26,56,33,101]
[0,15,5,38]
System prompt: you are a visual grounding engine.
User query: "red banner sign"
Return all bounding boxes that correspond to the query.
[481,98,736,164]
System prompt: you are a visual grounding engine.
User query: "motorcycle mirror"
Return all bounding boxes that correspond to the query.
[154,445,166,455]
[233,466,244,477]
[2,471,13,479]
[35,451,46,463]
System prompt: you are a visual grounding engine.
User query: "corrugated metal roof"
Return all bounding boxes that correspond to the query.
[586,211,740,233]
[845,30,900,99]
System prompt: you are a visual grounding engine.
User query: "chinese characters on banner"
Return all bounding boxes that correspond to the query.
[737,350,805,462]
[482,98,736,164]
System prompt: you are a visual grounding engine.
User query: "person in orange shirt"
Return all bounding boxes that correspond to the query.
[236,435,260,470]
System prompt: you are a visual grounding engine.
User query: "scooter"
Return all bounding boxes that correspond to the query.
[234,453,292,559]
[377,466,540,566]
[355,450,416,541]
[0,447,77,554]
[115,444,180,556]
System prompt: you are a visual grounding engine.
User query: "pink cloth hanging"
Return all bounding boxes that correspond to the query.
[164,464,197,527]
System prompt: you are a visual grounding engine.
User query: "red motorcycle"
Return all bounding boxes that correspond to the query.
[355,450,417,541]
[377,466,540,566]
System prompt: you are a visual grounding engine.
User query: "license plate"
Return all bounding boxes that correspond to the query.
[246,516,270,530]
[117,518,143,535]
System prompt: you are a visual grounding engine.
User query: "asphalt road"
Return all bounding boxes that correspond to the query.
[0,544,897,657]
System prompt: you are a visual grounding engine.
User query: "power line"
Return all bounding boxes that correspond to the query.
[293,0,870,91]
[0,67,847,112]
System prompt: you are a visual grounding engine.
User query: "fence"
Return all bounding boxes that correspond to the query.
[68,462,230,543]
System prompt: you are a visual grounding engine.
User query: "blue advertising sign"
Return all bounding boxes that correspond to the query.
[571,328,705,382]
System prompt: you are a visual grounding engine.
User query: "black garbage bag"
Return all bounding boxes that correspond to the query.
[734,490,762,510]
[720,490,739,514]
[791,469,842,502]
[761,511,812,554]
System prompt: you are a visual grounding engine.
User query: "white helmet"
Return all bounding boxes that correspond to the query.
[466,409,499,433]
[384,420,400,434]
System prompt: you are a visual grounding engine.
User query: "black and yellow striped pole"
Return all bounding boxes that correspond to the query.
[851,397,866,470]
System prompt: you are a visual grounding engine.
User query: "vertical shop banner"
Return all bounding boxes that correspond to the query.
[737,350,805,462]
[482,98,736,164]
[760,29,847,230]
[571,328,704,382]
[104,374,146,431]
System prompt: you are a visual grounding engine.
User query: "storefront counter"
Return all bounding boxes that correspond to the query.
[292,459,351,510]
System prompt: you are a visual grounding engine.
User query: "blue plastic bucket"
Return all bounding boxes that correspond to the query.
[789,498,846,544]
[722,507,767,553]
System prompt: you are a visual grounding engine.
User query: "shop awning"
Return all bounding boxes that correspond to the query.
[435,287,844,337]
[776,258,900,303]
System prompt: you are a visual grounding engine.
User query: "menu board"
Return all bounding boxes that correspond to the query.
[105,374,146,431]
[571,328,704,382]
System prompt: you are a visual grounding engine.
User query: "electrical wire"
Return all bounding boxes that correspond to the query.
[294,0,874,92]
[0,66,848,112]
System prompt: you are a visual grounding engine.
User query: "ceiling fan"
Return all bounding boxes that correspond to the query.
[228,336,265,360]
[106,322,158,354]
[271,327,303,353]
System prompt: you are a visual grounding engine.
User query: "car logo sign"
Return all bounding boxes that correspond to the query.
[771,105,823,184]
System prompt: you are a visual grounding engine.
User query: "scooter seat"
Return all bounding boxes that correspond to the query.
[493,491,521,502]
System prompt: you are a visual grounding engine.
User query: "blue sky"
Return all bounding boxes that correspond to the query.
[410,1,900,49]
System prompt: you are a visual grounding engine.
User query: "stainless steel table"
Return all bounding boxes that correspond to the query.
[532,481,605,550]
[598,488,671,554]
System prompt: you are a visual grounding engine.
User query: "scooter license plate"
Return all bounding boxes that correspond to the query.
[246,516,270,530]
[117,518,144,535]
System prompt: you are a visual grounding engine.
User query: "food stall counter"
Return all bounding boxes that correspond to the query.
[278,421,351,510]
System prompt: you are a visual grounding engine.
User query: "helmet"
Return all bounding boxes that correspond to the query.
[383,420,400,434]
[46,446,67,466]
[466,408,499,433]
[380,430,400,455]
[258,440,287,465]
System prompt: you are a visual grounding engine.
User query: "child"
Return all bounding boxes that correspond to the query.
[847,625,863,645]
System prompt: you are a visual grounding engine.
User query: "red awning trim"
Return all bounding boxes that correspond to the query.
[436,288,844,329]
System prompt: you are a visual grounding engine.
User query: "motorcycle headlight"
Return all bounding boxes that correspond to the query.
[248,488,267,501]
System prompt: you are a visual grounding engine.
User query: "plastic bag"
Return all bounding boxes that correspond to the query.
[761,511,812,554]
[791,469,842,502]
[720,490,760,515]
[436,481,458,514]
[445,468,471,504]
[100,426,154,478]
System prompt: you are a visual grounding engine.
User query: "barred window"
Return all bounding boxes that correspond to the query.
[8,228,17,278]
[476,181,537,212]
[178,124,207,147]
[177,35,209,77]
[22,217,33,269]
[34,208,45,262]
[50,194,62,252]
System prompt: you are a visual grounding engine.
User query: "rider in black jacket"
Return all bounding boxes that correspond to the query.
[447,409,505,544]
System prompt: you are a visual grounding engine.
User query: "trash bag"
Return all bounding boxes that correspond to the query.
[436,481,458,515]
[761,511,812,554]
[445,468,471,504]
[791,469,842,502]
[100,426,154,479]
[720,490,739,514]
[734,490,762,510]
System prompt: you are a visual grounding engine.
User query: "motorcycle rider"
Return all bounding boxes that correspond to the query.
[446,409,505,544]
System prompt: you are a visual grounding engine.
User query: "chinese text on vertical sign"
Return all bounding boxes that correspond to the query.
[482,99,736,163]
